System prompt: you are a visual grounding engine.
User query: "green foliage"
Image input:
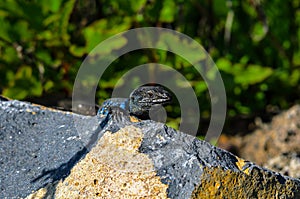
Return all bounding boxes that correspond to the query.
[3,66,43,99]
[0,0,299,133]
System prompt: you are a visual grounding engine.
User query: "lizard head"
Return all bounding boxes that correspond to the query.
[129,85,172,119]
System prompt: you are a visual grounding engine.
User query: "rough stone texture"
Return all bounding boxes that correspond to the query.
[232,105,300,178]
[0,99,99,198]
[191,167,300,199]
[53,126,169,198]
[264,153,300,179]
[1,98,300,198]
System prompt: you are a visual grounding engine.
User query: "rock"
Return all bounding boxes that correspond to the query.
[238,105,300,166]
[1,98,300,198]
[264,152,300,179]
[0,98,99,198]
[53,126,169,198]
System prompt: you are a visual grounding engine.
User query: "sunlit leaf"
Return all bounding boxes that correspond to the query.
[290,69,300,86]
[159,0,177,22]
[234,64,273,85]
[251,22,268,42]
[40,0,63,13]
[83,17,131,53]
[3,66,42,99]
[216,58,232,73]
[130,0,147,12]
[69,45,87,57]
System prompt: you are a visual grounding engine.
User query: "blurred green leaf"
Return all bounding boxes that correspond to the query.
[92,35,127,55]
[39,0,63,13]
[44,80,54,91]
[195,81,207,94]
[77,17,131,56]
[213,0,228,16]
[160,0,177,22]
[130,0,147,12]
[36,50,52,66]
[0,18,12,42]
[0,0,299,128]
[1,45,19,64]
[234,64,273,85]
[69,45,87,57]
[290,69,300,86]
[3,66,42,99]
[216,58,232,73]
[251,22,267,42]
[158,32,207,63]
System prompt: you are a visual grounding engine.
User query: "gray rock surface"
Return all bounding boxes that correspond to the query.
[1,98,300,198]
[0,99,100,198]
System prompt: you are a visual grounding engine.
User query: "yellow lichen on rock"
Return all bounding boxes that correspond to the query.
[53,125,169,198]
[191,167,299,199]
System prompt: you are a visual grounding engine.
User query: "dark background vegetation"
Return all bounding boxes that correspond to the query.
[0,0,299,136]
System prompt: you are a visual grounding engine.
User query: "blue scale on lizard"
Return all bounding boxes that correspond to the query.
[97,85,172,119]
[97,98,129,116]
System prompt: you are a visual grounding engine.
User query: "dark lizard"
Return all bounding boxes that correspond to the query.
[97,85,172,120]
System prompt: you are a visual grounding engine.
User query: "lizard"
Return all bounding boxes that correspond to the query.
[97,85,172,120]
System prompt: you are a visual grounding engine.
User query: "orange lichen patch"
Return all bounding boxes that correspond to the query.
[234,156,253,175]
[53,126,169,198]
[235,156,245,170]
[191,167,300,199]
[25,108,37,115]
[130,115,140,123]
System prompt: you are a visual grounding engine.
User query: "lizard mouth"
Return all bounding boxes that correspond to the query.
[151,97,171,104]
[139,94,172,105]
